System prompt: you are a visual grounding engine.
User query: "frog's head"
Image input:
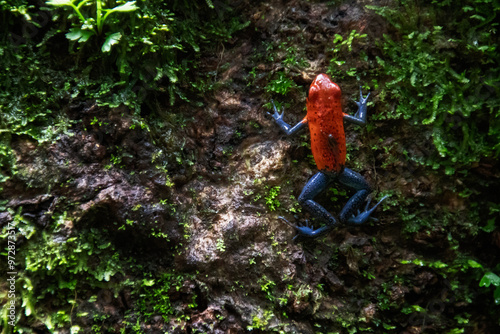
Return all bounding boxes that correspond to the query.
[308,73,342,102]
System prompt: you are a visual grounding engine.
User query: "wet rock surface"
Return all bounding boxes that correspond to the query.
[2,0,500,333]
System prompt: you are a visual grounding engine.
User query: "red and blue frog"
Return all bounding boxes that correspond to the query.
[268,73,388,239]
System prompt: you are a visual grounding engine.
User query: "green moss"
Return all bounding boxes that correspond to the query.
[247,309,274,331]
[264,185,282,211]
[0,0,247,189]
[125,270,198,332]
[0,209,125,332]
[265,72,298,96]
[327,30,368,80]
[368,0,500,171]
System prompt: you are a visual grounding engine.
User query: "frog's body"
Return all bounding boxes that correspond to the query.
[307,74,346,172]
[269,73,387,239]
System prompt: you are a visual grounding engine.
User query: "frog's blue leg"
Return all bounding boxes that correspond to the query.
[268,100,308,136]
[279,171,338,239]
[338,167,388,224]
[343,87,370,126]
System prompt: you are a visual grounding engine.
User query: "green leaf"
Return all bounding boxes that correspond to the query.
[479,272,500,287]
[383,323,396,330]
[430,260,448,268]
[481,218,496,233]
[409,305,426,312]
[467,260,483,269]
[142,279,155,287]
[109,1,138,12]
[470,14,485,21]
[494,287,500,305]
[98,241,112,249]
[46,0,74,6]
[59,279,77,289]
[66,28,94,43]
[333,34,343,44]
[163,67,178,83]
[102,32,122,52]
[413,259,425,266]
[445,165,455,175]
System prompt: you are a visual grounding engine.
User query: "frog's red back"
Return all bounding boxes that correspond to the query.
[306,73,346,172]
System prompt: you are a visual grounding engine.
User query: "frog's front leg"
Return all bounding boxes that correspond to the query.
[279,171,338,239]
[338,168,388,224]
[343,87,370,126]
[268,100,308,136]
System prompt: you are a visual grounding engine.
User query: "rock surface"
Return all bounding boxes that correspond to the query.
[2,0,499,333]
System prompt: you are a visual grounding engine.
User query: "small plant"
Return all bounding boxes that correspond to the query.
[216,238,226,252]
[327,30,367,79]
[150,228,169,240]
[281,42,309,70]
[479,271,500,305]
[258,276,276,302]
[247,309,274,331]
[264,185,281,211]
[265,72,297,95]
[46,0,138,52]
[328,187,348,203]
[133,272,184,322]
[287,195,302,213]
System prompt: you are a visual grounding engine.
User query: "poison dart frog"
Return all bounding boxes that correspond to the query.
[268,73,388,239]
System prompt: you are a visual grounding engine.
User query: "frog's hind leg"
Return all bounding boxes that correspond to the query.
[293,171,338,237]
[338,167,387,224]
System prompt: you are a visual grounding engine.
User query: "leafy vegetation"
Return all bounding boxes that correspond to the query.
[327,30,368,80]
[1,208,124,332]
[365,2,500,322]
[252,0,500,332]
[265,71,297,96]
[0,0,247,186]
[132,271,195,323]
[368,0,500,172]
[254,38,310,110]
[46,0,139,51]
[0,1,246,332]
[264,185,281,211]
[1,0,500,333]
